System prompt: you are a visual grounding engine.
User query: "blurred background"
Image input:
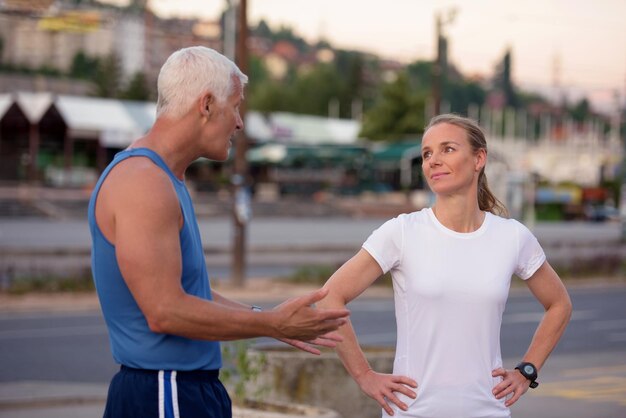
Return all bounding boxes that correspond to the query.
[0,1,625,417]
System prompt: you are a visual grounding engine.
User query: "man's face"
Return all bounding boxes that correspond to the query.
[203,77,244,161]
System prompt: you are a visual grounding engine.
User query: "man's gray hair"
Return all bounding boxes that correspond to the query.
[156,46,248,119]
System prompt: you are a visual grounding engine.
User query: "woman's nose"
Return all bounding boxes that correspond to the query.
[429,152,441,166]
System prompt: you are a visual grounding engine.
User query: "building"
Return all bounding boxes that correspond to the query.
[0,4,222,85]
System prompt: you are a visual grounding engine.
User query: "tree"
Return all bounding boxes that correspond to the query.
[407,61,433,92]
[248,80,294,112]
[446,80,486,114]
[569,98,591,122]
[291,63,345,116]
[335,51,365,117]
[70,51,100,79]
[493,48,519,108]
[360,72,426,141]
[120,71,151,101]
[253,19,272,38]
[91,53,123,98]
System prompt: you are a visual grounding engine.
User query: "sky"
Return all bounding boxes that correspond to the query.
[108,0,626,113]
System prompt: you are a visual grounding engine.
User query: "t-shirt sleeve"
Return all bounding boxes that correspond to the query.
[515,222,546,280]
[362,216,403,273]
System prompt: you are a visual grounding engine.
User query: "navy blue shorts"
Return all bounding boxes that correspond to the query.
[103,366,231,418]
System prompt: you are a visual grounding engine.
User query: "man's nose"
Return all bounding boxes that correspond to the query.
[236,114,244,131]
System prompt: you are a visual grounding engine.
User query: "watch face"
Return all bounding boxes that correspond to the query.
[524,365,535,374]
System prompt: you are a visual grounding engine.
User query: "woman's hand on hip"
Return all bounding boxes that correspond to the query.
[492,367,531,407]
[356,369,417,416]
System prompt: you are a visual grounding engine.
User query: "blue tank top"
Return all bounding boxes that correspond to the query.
[88,148,221,370]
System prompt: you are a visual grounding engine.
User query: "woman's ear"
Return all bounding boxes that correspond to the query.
[475,148,487,172]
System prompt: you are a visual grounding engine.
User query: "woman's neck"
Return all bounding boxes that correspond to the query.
[432,196,485,233]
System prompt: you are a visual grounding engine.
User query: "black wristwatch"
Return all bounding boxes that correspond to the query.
[515,362,539,388]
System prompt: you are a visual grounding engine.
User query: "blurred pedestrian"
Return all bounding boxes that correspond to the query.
[319,113,572,417]
[88,46,349,418]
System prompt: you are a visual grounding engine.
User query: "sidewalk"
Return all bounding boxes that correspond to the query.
[0,381,107,418]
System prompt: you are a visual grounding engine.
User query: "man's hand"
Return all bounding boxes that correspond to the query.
[492,367,531,407]
[278,331,343,355]
[271,288,350,341]
[356,369,417,416]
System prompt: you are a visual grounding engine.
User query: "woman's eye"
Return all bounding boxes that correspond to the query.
[445,146,454,152]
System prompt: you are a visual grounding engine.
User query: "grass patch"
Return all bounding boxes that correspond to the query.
[282,264,393,287]
[551,256,626,280]
[2,271,95,294]
[283,261,625,290]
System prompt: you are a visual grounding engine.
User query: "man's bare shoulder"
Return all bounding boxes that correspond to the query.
[99,156,179,214]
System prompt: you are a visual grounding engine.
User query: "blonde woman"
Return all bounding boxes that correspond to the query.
[319,114,572,417]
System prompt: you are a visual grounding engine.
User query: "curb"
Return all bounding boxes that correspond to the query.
[0,382,108,409]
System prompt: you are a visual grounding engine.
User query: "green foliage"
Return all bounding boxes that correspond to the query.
[249,79,293,112]
[253,19,272,39]
[70,51,100,80]
[568,98,591,122]
[4,272,95,294]
[360,72,426,141]
[406,60,486,114]
[250,63,352,117]
[119,71,151,101]
[293,64,345,115]
[250,19,311,54]
[286,265,337,285]
[91,53,123,98]
[493,48,519,108]
[220,341,268,404]
[406,61,432,91]
[283,264,392,287]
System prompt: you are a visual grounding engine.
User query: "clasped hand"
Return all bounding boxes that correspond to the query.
[272,288,350,355]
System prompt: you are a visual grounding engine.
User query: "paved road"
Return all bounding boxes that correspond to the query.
[1,217,624,281]
[0,217,622,251]
[1,284,625,418]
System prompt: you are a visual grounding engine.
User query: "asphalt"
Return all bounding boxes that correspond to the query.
[3,282,626,418]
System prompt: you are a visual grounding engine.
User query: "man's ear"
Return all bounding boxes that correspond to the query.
[200,93,214,119]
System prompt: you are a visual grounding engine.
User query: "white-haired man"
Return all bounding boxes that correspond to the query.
[88,46,349,418]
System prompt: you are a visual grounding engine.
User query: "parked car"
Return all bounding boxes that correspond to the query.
[584,204,621,222]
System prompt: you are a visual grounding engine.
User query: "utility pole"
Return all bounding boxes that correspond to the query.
[231,0,249,287]
[431,9,456,117]
[431,12,443,117]
[223,0,237,61]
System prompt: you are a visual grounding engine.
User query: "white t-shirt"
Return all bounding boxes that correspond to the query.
[362,208,546,418]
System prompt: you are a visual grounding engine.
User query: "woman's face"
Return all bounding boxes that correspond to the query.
[421,122,485,196]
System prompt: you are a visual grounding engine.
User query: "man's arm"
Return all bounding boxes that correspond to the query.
[99,160,349,343]
[211,290,343,354]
